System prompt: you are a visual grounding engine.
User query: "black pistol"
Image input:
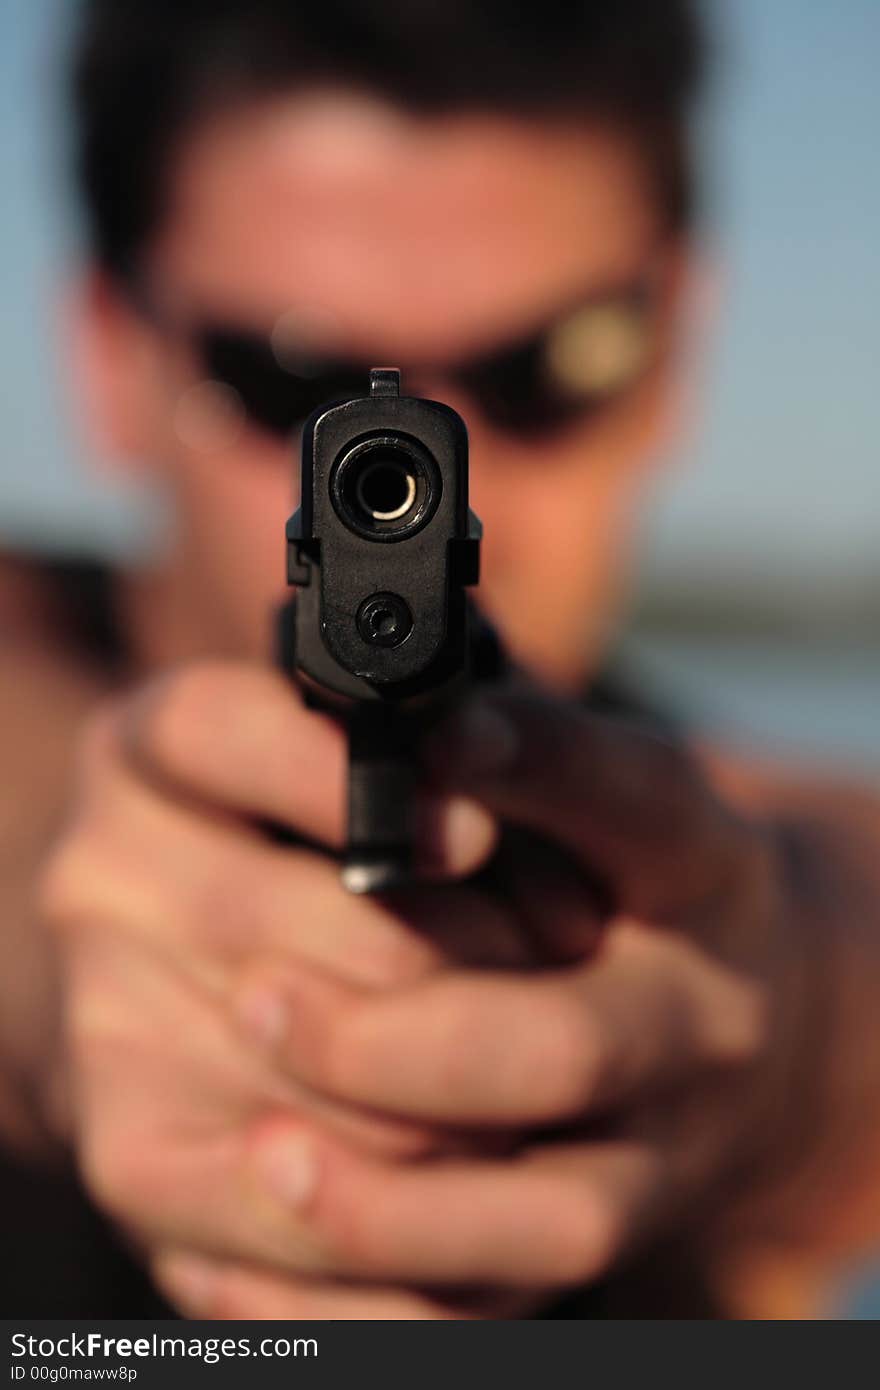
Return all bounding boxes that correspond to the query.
[278,368,498,894]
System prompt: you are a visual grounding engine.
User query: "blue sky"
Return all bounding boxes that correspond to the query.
[0,0,877,591]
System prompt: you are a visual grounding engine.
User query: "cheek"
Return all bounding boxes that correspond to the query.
[187,438,293,549]
[468,431,649,679]
[472,440,626,590]
[479,474,609,634]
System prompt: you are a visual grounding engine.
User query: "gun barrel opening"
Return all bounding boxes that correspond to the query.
[355,458,417,522]
[331,434,441,540]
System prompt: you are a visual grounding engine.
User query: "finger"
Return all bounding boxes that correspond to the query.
[66,922,446,1171]
[53,759,432,989]
[416,793,500,881]
[61,726,518,987]
[118,664,497,877]
[122,662,348,848]
[424,688,758,919]
[152,1251,496,1320]
[233,920,764,1125]
[128,1115,665,1288]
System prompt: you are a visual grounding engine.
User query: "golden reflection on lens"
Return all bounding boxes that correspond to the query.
[544,301,650,398]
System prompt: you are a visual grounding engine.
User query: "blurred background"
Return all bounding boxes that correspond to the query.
[0,0,877,769]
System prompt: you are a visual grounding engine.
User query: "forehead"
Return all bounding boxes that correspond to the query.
[152,91,659,361]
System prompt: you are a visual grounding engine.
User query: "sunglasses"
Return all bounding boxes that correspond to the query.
[128,272,662,441]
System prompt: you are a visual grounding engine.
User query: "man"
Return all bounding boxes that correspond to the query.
[2,0,879,1318]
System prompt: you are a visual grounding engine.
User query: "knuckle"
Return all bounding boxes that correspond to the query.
[249,983,356,1096]
[244,1122,334,1272]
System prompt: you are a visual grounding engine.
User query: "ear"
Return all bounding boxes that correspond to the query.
[62,268,167,475]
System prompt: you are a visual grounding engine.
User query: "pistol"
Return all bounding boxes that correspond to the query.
[278,368,500,893]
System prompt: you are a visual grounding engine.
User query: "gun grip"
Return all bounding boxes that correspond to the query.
[343,704,418,894]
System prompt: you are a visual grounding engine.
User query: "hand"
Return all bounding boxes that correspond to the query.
[40,662,554,1320]
[208,684,822,1312]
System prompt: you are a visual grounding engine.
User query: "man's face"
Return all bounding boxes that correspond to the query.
[86,92,686,688]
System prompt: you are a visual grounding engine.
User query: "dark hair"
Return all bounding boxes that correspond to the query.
[73,0,705,275]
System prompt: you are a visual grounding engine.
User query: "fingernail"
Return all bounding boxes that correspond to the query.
[439,797,498,874]
[256,1131,318,1209]
[236,986,288,1050]
[159,1252,219,1314]
[430,703,518,780]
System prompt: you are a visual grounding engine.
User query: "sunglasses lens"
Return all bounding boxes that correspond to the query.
[191,281,654,442]
[201,330,368,438]
[461,289,654,435]
[544,298,652,398]
[460,340,573,434]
